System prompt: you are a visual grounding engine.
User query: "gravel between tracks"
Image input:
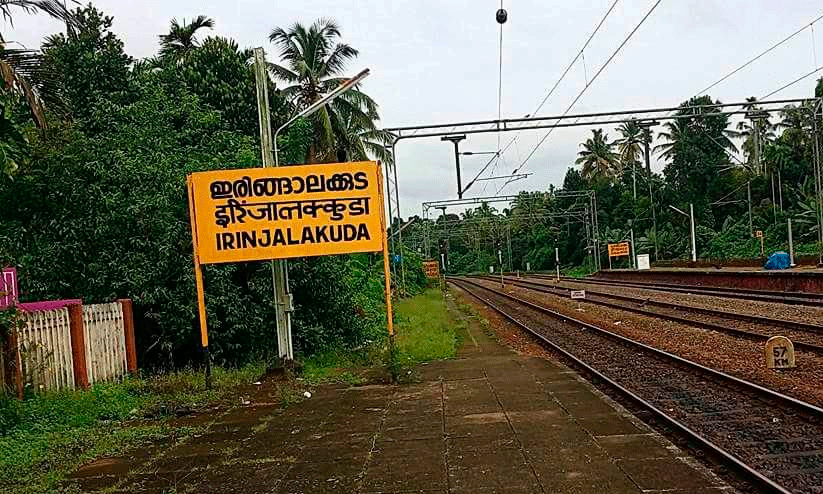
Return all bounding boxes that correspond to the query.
[470,277,823,409]
[553,276,823,327]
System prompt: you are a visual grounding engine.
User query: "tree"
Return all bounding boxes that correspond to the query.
[159,15,214,62]
[655,96,735,220]
[615,120,644,190]
[0,0,78,127]
[174,36,261,133]
[41,5,132,122]
[575,128,618,182]
[331,102,393,164]
[268,18,380,163]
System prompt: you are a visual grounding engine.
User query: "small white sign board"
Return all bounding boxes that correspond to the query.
[637,254,650,270]
[489,266,494,273]
[526,262,531,271]
[570,290,586,299]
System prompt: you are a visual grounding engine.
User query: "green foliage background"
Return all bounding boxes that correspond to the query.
[0,6,409,369]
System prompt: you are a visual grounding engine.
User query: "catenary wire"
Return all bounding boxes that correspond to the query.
[500,0,663,193]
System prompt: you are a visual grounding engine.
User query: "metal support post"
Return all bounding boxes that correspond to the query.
[385,159,397,285]
[747,180,753,235]
[506,224,512,272]
[254,48,293,361]
[630,228,636,270]
[498,249,504,288]
[813,99,823,265]
[555,247,560,281]
[442,135,466,199]
[788,218,796,267]
[643,136,658,260]
[391,141,406,294]
[689,203,697,262]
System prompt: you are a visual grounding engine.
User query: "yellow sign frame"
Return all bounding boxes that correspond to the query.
[607,242,630,257]
[186,162,394,365]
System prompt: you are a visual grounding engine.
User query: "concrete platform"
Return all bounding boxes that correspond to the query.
[65,299,731,493]
[594,267,823,293]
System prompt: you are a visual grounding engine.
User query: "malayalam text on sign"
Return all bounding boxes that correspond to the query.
[189,162,384,264]
[608,242,630,257]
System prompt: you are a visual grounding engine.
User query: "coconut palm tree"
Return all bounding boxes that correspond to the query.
[268,18,380,163]
[615,120,644,191]
[575,129,618,182]
[0,0,77,127]
[159,15,214,62]
[653,119,688,161]
[331,103,393,164]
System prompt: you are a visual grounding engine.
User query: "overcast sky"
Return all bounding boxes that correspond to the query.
[7,1,823,217]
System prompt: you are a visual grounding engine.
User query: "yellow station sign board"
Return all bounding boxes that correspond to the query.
[607,242,630,257]
[422,260,440,279]
[189,161,384,264]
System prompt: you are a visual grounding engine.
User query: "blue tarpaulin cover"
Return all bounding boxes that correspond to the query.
[764,251,791,270]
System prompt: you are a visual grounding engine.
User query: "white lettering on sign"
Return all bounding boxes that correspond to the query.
[570,290,586,299]
[765,336,795,369]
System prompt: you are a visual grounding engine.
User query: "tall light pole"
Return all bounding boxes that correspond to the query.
[255,47,369,361]
[638,120,659,260]
[442,135,467,198]
[273,68,371,166]
[670,204,697,262]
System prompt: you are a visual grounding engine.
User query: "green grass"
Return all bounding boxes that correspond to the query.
[303,288,458,383]
[0,362,265,494]
[394,288,457,364]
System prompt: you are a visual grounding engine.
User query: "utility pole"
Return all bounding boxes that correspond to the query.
[639,122,659,261]
[253,48,293,362]
[689,203,697,263]
[442,135,467,198]
[498,248,504,288]
[669,204,697,263]
[555,247,560,281]
[788,218,796,267]
[747,180,753,235]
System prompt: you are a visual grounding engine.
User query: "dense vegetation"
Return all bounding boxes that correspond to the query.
[0,4,422,369]
[404,88,823,273]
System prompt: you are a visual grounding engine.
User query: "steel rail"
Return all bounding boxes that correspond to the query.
[478,275,823,355]
[449,277,799,494]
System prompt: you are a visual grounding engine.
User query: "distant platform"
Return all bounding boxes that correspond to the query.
[595,267,823,293]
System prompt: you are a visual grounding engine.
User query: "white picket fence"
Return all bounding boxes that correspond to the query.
[82,302,128,384]
[18,308,75,391]
[15,302,129,391]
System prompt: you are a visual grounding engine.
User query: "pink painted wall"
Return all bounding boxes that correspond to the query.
[18,299,83,312]
[1,267,18,309]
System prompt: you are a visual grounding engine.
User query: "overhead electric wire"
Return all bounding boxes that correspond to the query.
[500,0,663,193]
[464,138,518,195]
[531,0,620,117]
[491,0,505,181]
[760,65,823,100]
[691,11,823,99]
[483,0,620,193]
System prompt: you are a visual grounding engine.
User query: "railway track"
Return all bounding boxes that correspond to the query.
[475,275,823,355]
[449,276,823,494]
[526,273,823,307]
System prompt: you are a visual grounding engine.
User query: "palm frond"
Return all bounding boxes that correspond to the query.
[0,0,79,28]
[267,62,300,83]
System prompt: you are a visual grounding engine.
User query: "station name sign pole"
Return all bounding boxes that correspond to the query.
[186,161,394,387]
